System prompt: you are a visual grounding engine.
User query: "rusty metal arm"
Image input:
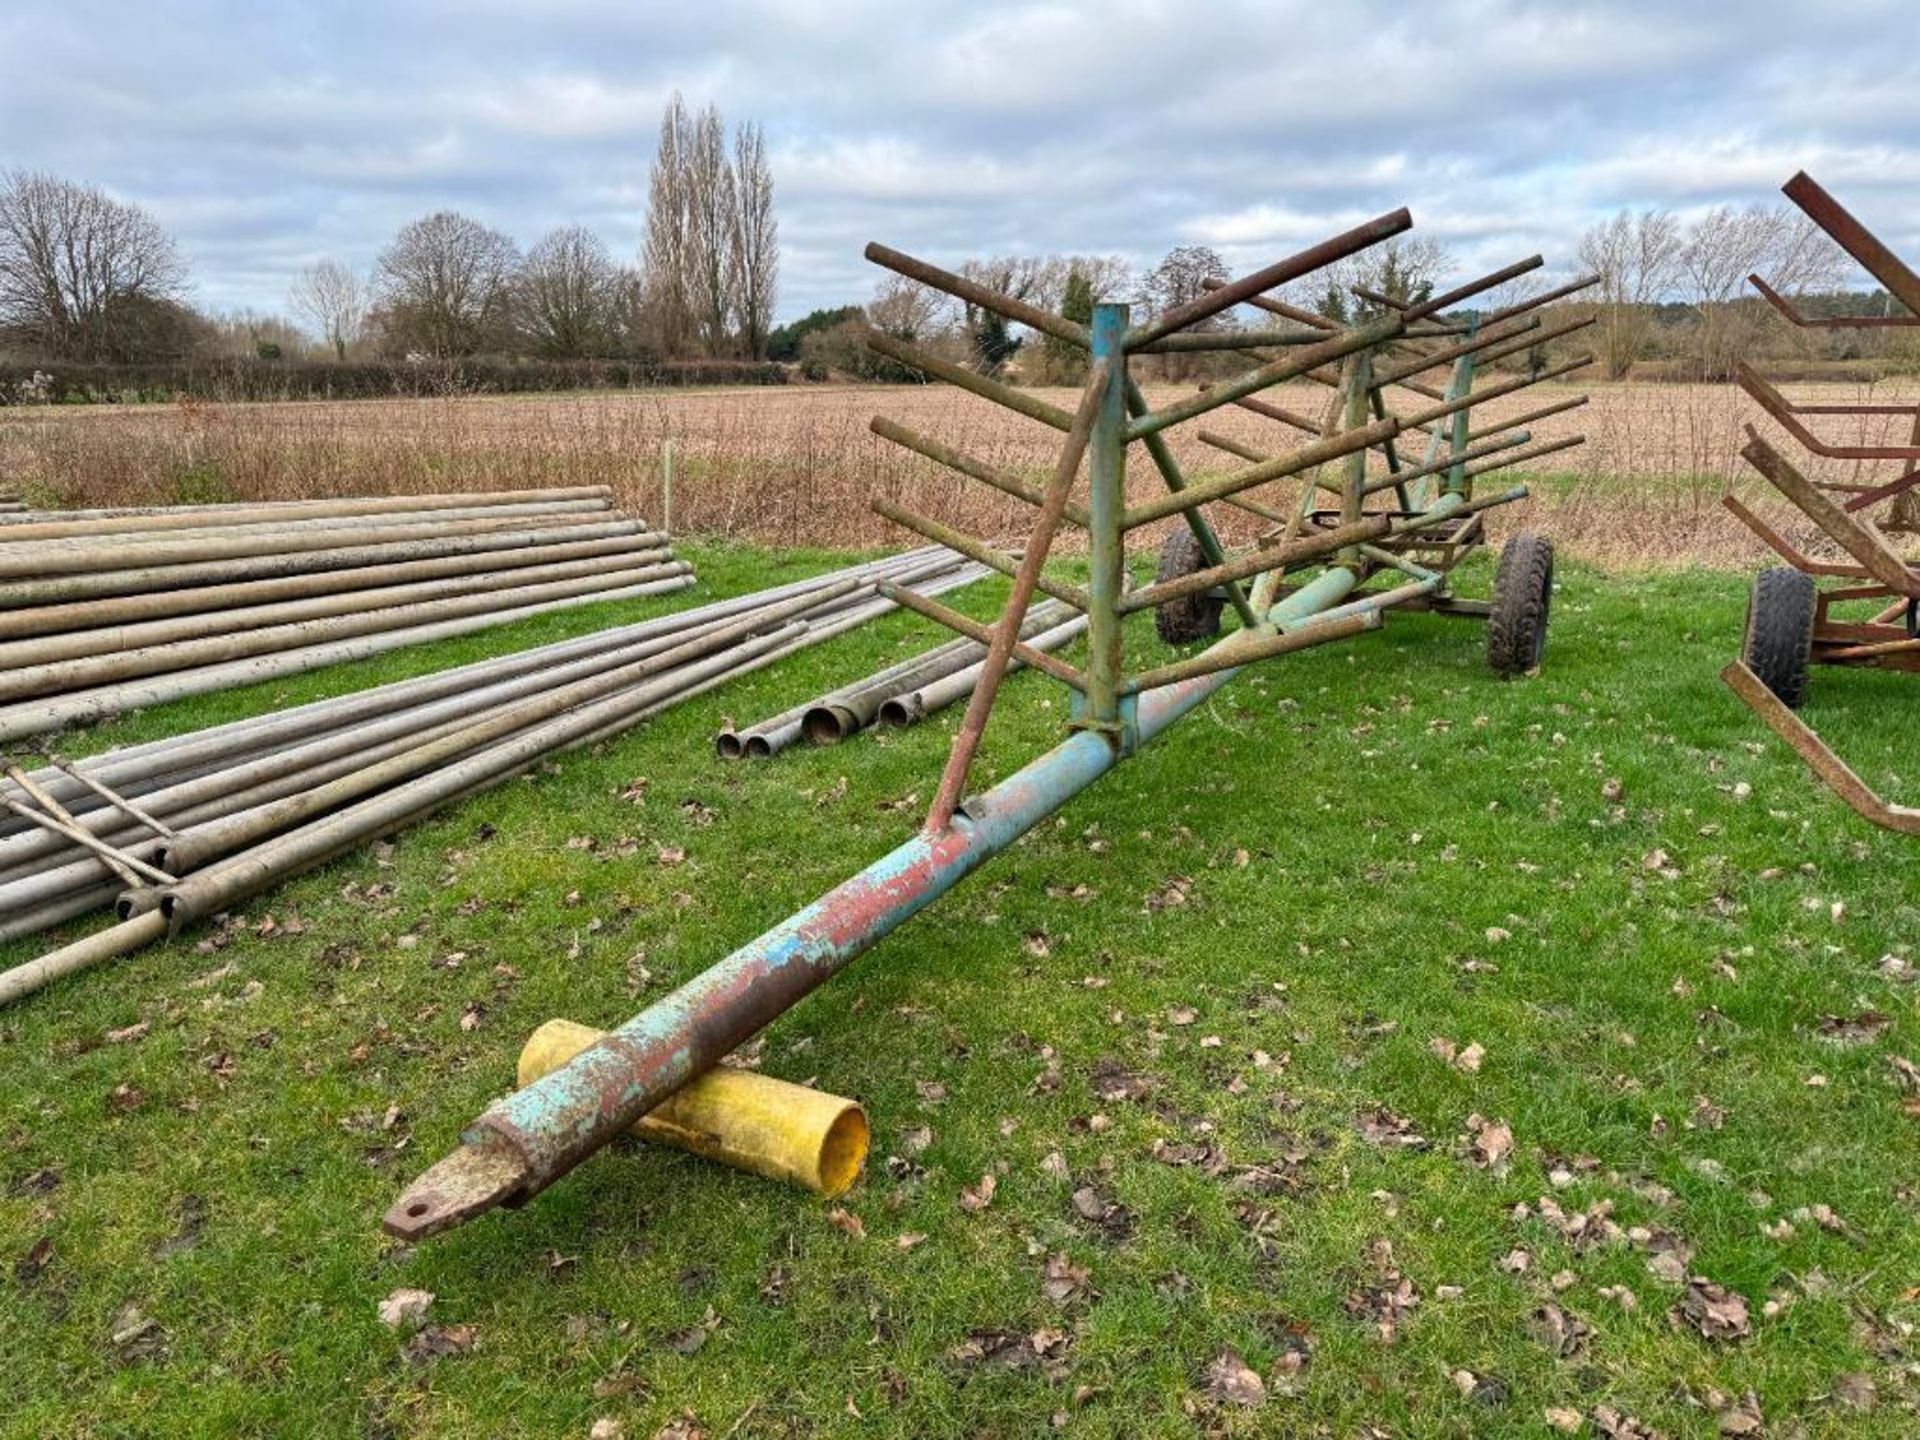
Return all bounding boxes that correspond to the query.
[864,331,1076,431]
[1738,363,1920,462]
[1720,494,1870,577]
[1780,171,1920,319]
[1844,463,1920,514]
[875,583,1088,690]
[1466,393,1589,444]
[868,499,1094,611]
[1125,318,1406,440]
[1723,661,1920,834]
[1126,208,1412,348]
[1121,417,1400,528]
[1741,430,1920,597]
[1748,273,1920,330]
[867,417,1093,527]
[863,243,1089,347]
[1119,611,1379,692]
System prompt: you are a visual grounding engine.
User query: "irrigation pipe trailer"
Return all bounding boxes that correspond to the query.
[388,204,1595,1239]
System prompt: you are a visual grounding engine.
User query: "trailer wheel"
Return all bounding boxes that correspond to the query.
[1741,566,1816,708]
[1153,528,1224,645]
[1487,532,1554,677]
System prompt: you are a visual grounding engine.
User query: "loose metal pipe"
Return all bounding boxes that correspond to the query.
[0,533,669,642]
[0,547,676,668]
[0,487,614,542]
[0,520,649,609]
[0,573,697,741]
[879,609,1090,727]
[0,561,694,703]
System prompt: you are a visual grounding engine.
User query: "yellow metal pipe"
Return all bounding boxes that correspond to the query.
[516,1019,869,1197]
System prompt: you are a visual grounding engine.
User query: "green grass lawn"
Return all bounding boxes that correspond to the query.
[2,542,1916,1439]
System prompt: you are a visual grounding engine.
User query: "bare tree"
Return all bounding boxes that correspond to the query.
[1576,209,1682,378]
[288,259,366,361]
[640,94,698,357]
[867,273,951,341]
[1679,205,1849,379]
[958,256,1049,373]
[729,121,778,359]
[1297,236,1453,323]
[519,226,622,358]
[373,211,519,357]
[685,106,737,357]
[0,170,188,361]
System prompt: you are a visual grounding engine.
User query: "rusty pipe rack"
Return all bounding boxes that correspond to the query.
[1725,171,1920,831]
[388,202,1595,1241]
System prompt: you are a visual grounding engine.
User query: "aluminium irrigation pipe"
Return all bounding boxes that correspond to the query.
[0,617,824,1003]
[0,555,983,913]
[0,545,678,669]
[878,608,1092,727]
[152,580,863,875]
[0,510,623,581]
[0,548,957,814]
[0,499,615,562]
[799,598,1078,746]
[0,532,671,643]
[0,520,652,609]
[0,487,614,541]
[0,572,698,741]
[0,559,696,703]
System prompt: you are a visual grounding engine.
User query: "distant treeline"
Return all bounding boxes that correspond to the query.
[0,356,787,406]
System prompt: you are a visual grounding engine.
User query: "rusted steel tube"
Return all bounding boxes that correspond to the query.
[863,331,1075,432]
[0,487,614,542]
[0,533,667,643]
[0,572,696,741]
[869,499,1093,610]
[879,610,1090,727]
[866,418,1093,527]
[1465,394,1589,444]
[0,520,649,609]
[0,549,676,669]
[875,583,1088,692]
[0,511,616,581]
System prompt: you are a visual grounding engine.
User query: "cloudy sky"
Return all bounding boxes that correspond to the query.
[3,0,1916,326]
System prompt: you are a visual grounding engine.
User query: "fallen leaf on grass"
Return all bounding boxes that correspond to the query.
[895,1233,926,1251]
[15,1235,52,1286]
[1356,1106,1428,1150]
[651,1412,705,1440]
[1463,1113,1513,1171]
[108,1303,167,1365]
[948,1327,1073,1377]
[1202,1349,1265,1409]
[1832,1371,1877,1412]
[826,1208,865,1239]
[958,1174,997,1213]
[1527,1302,1590,1359]
[405,1323,478,1364]
[105,1021,149,1044]
[1069,1185,1134,1241]
[1670,1279,1751,1341]
[1715,1391,1764,1436]
[1591,1406,1662,1438]
[1544,1407,1582,1433]
[1816,1011,1891,1044]
[378,1287,436,1331]
[589,1420,624,1440]
[1040,1252,1091,1306]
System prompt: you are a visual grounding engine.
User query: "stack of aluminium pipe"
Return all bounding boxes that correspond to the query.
[0,488,695,740]
[0,546,986,1004]
[719,596,1091,758]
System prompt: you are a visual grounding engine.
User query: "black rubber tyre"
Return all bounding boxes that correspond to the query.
[1741,566,1816,708]
[1486,532,1554,677]
[1153,528,1224,644]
